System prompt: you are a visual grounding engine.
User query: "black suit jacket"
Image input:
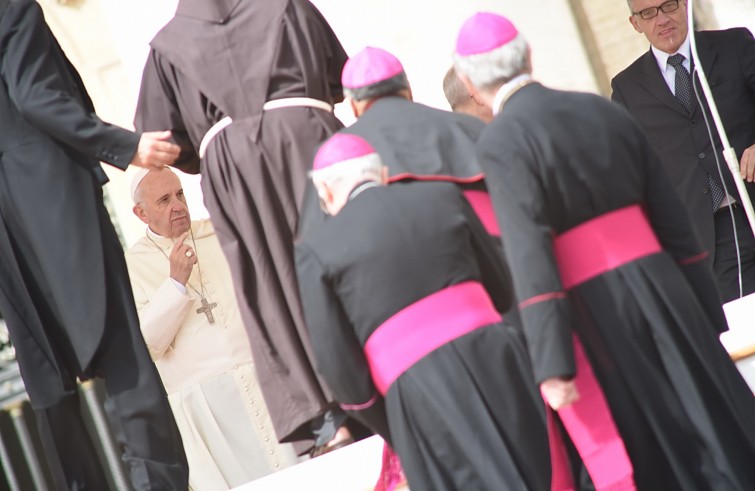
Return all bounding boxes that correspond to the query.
[611,28,755,256]
[0,0,140,406]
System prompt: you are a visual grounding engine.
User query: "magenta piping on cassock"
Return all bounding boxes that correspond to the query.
[519,291,567,310]
[339,392,379,411]
[679,251,709,265]
[364,281,501,396]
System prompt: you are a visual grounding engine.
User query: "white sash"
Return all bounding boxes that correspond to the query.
[198,116,233,159]
[262,97,333,112]
[197,98,333,159]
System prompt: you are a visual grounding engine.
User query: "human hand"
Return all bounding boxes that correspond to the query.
[130,131,180,169]
[740,144,755,183]
[169,231,196,286]
[541,377,580,410]
[311,425,354,458]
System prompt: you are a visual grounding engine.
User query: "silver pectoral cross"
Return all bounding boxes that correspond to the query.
[196,296,218,325]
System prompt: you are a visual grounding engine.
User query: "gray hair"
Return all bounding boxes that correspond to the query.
[343,72,410,102]
[310,153,384,187]
[453,33,530,91]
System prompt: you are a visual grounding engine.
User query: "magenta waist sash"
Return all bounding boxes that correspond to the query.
[548,205,644,490]
[463,190,501,236]
[364,281,502,396]
[553,204,661,290]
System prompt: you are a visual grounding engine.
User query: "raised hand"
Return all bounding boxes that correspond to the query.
[169,231,197,286]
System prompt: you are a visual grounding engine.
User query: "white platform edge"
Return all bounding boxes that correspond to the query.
[234,435,392,491]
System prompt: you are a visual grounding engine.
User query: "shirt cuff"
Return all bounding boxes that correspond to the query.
[170,278,187,296]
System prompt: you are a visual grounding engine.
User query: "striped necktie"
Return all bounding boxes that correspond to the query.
[668,53,725,211]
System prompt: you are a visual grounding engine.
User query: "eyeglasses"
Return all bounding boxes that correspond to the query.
[632,0,680,20]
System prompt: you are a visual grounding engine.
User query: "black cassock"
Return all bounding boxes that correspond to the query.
[298,97,494,236]
[340,96,485,181]
[338,96,507,238]
[296,181,549,491]
[478,82,755,490]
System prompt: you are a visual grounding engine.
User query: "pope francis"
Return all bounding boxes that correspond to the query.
[125,168,299,490]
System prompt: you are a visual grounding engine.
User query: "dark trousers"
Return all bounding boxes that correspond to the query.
[713,203,755,302]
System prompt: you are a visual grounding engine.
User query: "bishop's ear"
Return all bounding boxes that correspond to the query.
[457,72,480,104]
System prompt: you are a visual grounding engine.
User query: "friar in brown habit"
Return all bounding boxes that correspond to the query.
[134,0,356,452]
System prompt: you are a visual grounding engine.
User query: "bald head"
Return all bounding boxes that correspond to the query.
[442,67,494,123]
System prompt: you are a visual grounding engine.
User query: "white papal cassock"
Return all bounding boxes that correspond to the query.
[125,219,299,490]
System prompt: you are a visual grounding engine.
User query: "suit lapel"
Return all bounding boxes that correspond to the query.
[690,32,718,117]
[637,49,689,117]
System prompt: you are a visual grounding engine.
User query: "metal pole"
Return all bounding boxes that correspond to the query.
[8,403,49,491]
[0,423,22,491]
[79,381,131,491]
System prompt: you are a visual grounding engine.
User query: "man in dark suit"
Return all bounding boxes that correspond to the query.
[611,0,755,303]
[0,0,188,489]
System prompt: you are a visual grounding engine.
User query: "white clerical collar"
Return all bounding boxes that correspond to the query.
[651,33,691,72]
[145,227,172,248]
[348,181,380,201]
[492,73,534,116]
[146,227,167,240]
